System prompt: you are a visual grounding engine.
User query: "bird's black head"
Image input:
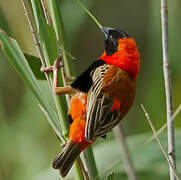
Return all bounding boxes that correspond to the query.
[101,27,129,56]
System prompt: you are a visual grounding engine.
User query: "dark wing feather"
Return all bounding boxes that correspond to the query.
[85,64,121,141]
[85,65,136,142]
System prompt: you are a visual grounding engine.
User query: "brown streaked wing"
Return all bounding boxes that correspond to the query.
[85,64,121,141]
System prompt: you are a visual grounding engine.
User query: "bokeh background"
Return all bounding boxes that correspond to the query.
[0,0,181,180]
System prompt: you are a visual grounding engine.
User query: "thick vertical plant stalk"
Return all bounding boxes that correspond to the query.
[82,151,92,180]
[21,0,51,87]
[114,125,137,180]
[161,1,176,179]
[77,156,90,180]
[74,161,85,180]
[83,147,98,180]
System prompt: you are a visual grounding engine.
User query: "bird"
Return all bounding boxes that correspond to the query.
[51,27,141,177]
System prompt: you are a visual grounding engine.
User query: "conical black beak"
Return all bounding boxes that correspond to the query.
[101,27,111,39]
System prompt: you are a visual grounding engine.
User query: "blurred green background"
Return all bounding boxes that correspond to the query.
[0,0,181,180]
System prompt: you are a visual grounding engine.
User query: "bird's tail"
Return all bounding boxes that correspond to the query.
[52,139,81,177]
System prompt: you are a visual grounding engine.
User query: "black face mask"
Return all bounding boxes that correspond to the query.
[101,27,129,56]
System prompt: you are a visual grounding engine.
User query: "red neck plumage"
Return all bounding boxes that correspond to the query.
[99,38,141,78]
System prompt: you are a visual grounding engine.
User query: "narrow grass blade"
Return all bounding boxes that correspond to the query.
[75,0,102,29]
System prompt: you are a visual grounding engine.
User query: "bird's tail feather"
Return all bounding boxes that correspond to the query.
[52,140,81,177]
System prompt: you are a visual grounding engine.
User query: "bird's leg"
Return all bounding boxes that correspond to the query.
[41,55,76,95]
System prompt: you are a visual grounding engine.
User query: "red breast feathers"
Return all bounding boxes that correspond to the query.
[100,38,140,77]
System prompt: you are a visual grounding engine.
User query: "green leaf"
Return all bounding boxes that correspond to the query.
[24,53,46,80]
[104,171,114,180]
[38,18,59,65]
[0,30,62,138]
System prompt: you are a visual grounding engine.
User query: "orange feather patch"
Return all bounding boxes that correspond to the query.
[69,93,87,143]
[69,118,86,142]
[69,93,87,120]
